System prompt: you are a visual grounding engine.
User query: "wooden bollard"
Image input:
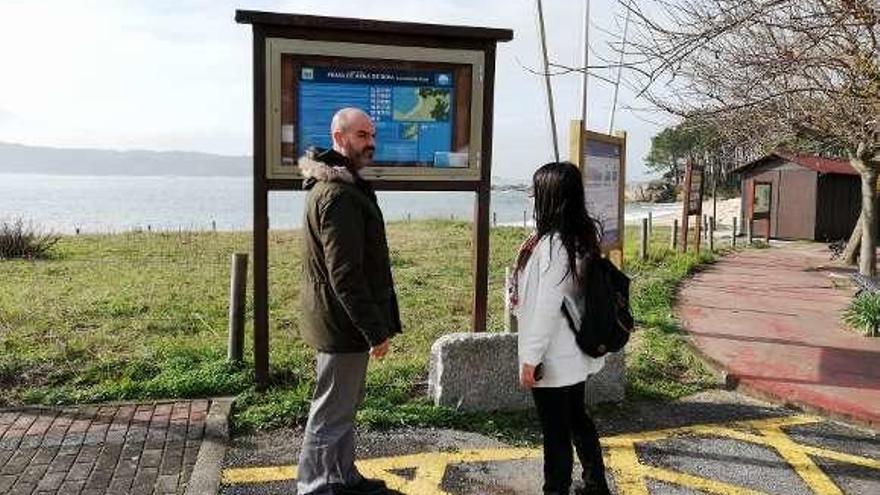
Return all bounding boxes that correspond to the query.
[640,218,649,260]
[671,218,679,250]
[228,253,248,363]
[648,211,653,240]
[504,267,517,333]
[732,217,738,248]
[708,216,715,252]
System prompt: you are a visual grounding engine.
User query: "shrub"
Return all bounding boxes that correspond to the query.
[0,219,60,259]
[842,292,880,337]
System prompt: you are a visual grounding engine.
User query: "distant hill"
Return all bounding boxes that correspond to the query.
[0,142,250,176]
[0,142,530,186]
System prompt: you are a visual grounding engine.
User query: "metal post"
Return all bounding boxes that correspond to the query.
[671,218,679,250]
[493,211,497,227]
[748,219,754,245]
[536,0,560,161]
[703,214,708,239]
[608,0,632,133]
[523,210,528,229]
[228,253,248,363]
[647,211,653,240]
[640,218,648,260]
[580,0,591,126]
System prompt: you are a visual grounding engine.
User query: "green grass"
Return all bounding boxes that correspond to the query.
[842,292,880,337]
[0,220,723,435]
[622,225,722,400]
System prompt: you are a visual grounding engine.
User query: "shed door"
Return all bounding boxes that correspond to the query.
[775,170,817,240]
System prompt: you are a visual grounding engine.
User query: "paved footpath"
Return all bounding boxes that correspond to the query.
[0,399,225,495]
[677,242,880,428]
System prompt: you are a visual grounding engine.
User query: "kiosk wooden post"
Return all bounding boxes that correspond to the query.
[237,10,512,387]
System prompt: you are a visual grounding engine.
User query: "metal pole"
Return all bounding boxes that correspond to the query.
[647,210,653,240]
[748,219,754,245]
[640,218,648,260]
[536,0,560,161]
[608,0,632,134]
[580,0,591,127]
[228,253,248,363]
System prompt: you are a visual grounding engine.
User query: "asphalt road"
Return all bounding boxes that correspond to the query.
[220,391,880,494]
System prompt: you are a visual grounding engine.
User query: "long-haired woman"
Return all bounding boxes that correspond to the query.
[510,161,610,495]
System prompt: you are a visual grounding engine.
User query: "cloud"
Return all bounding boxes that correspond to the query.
[0,0,661,179]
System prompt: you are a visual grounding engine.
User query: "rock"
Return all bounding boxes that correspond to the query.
[428,332,625,412]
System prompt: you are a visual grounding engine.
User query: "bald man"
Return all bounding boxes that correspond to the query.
[296,108,402,495]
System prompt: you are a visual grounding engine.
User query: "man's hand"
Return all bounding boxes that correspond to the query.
[370,339,390,359]
[520,363,537,389]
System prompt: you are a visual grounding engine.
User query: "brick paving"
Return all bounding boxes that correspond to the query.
[0,400,210,495]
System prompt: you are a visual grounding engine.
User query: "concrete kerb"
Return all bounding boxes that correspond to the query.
[185,397,234,495]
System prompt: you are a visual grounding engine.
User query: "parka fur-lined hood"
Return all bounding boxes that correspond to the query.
[298,149,355,186]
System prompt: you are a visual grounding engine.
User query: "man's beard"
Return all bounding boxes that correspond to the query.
[349,145,375,168]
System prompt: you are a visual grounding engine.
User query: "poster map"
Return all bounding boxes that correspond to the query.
[583,139,622,247]
[298,67,464,167]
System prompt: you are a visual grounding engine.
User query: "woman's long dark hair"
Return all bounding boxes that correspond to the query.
[516,161,602,284]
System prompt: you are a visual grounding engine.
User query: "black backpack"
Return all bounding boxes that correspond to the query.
[561,257,634,358]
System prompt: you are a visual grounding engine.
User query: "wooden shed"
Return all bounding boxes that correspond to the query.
[734,152,860,241]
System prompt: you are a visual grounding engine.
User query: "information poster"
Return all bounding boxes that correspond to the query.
[583,139,622,247]
[294,67,464,167]
[687,164,704,215]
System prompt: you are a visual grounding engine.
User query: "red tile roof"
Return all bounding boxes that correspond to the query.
[734,151,858,176]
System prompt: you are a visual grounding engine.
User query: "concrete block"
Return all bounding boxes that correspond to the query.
[428,332,625,412]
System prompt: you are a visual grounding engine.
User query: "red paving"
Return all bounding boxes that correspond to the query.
[678,243,880,429]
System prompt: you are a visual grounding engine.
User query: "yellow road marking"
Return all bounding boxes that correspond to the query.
[759,425,843,495]
[223,464,297,484]
[605,441,648,495]
[221,415,879,495]
[644,465,768,495]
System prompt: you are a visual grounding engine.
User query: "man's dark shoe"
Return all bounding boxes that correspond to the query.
[336,477,388,494]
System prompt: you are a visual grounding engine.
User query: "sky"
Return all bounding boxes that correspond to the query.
[0,0,677,182]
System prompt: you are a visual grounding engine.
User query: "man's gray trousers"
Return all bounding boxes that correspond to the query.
[297,351,370,495]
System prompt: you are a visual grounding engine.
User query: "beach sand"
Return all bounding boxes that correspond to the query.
[629,197,742,230]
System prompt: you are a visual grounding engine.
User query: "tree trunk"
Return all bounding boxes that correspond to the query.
[843,213,862,265]
[851,153,878,276]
